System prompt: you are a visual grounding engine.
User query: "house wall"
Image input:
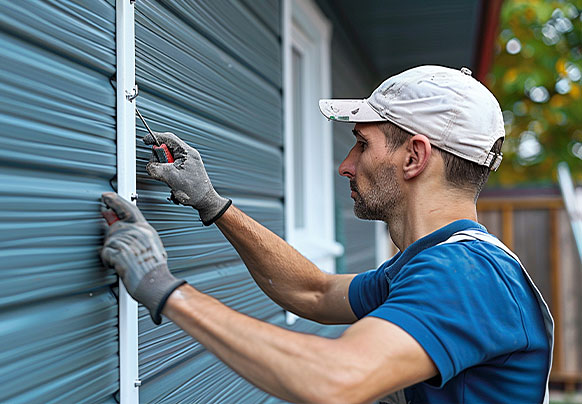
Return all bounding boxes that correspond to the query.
[133,1,286,401]
[0,1,119,403]
[0,1,361,402]
[134,2,345,401]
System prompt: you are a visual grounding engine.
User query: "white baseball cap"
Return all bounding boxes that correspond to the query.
[319,65,505,170]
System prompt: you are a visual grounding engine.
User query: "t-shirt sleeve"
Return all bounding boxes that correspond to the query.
[348,267,389,319]
[366,243,528,386]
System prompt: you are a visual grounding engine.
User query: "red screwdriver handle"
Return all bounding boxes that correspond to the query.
[152,144,174,163]
[102,209,120,226]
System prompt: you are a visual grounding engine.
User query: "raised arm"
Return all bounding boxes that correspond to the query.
[143,132,356,324]
[215,204,356,324]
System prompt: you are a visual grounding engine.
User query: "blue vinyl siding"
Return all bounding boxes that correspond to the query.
[0,1,351,402]
[135,1,347,402]
[134,1,289,402]
[0,1,118,403]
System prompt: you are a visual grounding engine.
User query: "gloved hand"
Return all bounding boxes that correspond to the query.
[100,192,186,325]
[144,132,232,226]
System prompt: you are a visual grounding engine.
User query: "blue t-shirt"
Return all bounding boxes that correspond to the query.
[349,220,549,404]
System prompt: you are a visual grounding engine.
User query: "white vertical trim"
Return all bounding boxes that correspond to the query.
[116,0,139,402]
[282,0,298,326]
[282,0,294,246]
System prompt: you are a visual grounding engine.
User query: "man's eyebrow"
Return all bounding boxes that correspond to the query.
[352,129,364,138]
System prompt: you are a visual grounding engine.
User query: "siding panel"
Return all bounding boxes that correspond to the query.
[0,1,118,402]
[0,292,118,404]
[239,0,281,36]
[135,1,347,401]
[159,0,281,87]
[135,1,288,401]
[135,0,282,147]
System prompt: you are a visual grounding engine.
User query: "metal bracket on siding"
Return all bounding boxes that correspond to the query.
[125,85,138,102]
[134,379,141,388]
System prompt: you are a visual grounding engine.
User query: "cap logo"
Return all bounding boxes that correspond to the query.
[330,115,350,121]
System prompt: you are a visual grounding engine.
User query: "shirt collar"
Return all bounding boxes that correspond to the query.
[382,219,487,281]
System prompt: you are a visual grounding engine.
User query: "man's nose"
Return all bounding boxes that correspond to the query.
[339,147,356,179]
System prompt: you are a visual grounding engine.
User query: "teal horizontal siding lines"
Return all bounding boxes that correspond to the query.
[134,94,284,198]
[135,0,289,402]
[0,0,119,403]
[158,0,282,87]
[135,0,282,147]
[135,0,346,401]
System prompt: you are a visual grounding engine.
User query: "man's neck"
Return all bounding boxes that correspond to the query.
[387,192,478,252]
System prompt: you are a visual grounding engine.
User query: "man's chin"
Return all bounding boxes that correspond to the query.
[353,202,377,221]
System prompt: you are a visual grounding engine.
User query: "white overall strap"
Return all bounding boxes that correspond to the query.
[439,230,554,404]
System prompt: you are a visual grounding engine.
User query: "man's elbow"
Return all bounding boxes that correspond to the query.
[298,371,381,404]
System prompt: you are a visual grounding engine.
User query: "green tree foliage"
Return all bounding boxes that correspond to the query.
[488,0,582,186]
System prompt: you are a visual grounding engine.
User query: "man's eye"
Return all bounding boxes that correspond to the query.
[358,141,367,149]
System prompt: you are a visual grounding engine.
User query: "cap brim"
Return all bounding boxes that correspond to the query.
[319,99,384,123]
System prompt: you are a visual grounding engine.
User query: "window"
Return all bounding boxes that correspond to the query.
[283,0,343,315]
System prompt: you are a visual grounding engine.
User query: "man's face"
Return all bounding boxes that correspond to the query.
[338,123,404,222]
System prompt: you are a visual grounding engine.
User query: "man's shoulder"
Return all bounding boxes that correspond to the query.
[410,234,518,272]
[392,236,523,293]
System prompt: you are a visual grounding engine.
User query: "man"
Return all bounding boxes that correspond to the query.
[101,65,553,403]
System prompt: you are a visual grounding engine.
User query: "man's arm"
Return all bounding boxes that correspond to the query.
[216,204,357,324]
[143,132,356,324]
[100,193,437,402]
[164,283,438,404]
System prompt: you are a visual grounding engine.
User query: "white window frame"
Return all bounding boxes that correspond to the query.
[283,0,343,325]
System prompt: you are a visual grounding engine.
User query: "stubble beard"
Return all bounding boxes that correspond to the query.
[351,163,402,222]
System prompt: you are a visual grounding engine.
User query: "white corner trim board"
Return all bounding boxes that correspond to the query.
[116,0,139,402]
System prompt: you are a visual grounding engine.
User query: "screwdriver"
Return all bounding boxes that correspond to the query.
[136,106,174,164]
[102,107,177,226]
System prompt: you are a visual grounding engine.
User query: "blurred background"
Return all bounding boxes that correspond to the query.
[489,0,582,186]
[483,2,582,400]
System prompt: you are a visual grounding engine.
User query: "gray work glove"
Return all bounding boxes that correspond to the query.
[100,192,186,325]
[144,132,232,226]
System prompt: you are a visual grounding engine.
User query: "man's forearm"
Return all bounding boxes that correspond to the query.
[215,205,332,321]
[163,284,349,403]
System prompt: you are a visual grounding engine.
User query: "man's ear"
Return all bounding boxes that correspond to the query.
[402,135,432,180]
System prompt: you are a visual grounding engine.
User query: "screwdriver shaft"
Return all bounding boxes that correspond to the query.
[135,107,160,146]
